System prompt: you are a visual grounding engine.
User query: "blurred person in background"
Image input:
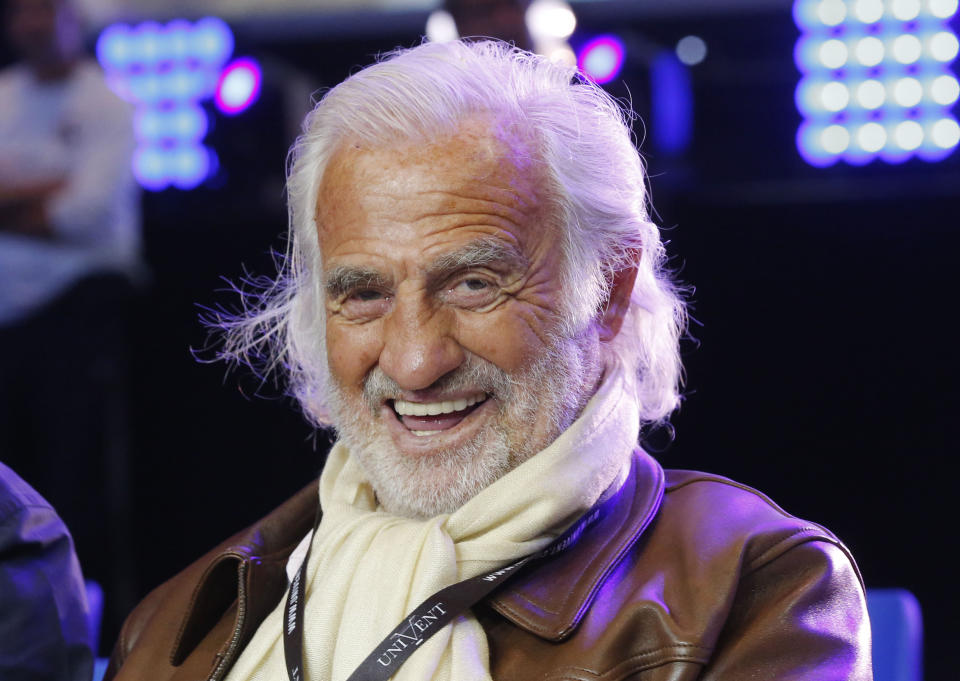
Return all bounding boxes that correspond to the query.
[0,0,141,649]
[444,0,532,50]
[0,460,93,681]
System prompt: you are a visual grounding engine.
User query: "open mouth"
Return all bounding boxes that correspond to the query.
[391,393,488,436]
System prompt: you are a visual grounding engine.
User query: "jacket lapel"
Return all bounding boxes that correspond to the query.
[486,451,665,642]
[168,481,320,672]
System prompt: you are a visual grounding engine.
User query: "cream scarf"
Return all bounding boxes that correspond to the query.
[225,360,639,681]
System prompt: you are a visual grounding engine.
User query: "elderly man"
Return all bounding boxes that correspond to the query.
[106,41,871,681]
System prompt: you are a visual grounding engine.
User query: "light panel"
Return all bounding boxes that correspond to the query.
[794,0,959,165]
[97,17,237,190]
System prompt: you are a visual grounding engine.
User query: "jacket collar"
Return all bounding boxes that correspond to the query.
[170,481,318,667]
[169,451,665,665]
[487,450,665,642]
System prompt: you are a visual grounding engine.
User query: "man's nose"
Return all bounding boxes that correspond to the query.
[378,293,463,391]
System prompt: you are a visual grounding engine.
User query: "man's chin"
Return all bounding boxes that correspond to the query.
[347,427,512,519]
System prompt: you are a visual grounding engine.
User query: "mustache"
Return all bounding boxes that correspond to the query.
[362,352,514,412]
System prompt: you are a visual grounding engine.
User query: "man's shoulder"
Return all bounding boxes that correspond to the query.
[659,468,858,582]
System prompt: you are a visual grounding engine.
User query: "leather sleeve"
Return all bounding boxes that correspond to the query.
[698,539,872,681]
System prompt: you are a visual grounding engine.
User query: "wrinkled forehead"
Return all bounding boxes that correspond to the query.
[315,114,551,226]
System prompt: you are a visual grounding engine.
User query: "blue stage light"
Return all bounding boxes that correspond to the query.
[170,145,210,189]
[853,0,885,23]
[855,78,886,107]
[96,24,133,71]
[577,35,626,85]
[192,17,234,67]
[166,20,192,62]
[97,17,241,190]
[214,58,262,115]
[892,0,922,20]
[930,116,960,146]
[930,73,960,103]
[928,30,959,61]
[929,0,959,18]
[133,22,164,68]
[133,146,169,191]
[176,105,208,141]
[795,0,959,164]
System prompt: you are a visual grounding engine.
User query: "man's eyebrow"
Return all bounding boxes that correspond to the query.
[324,265,391,298]
[425,237,529,282]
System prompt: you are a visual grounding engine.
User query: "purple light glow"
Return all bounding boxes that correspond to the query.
[214,57,262,115]
[578,35,626,85]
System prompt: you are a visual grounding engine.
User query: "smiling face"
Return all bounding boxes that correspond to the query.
[317,117,603,517]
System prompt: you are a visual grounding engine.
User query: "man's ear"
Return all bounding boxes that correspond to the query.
[599,249,641,343]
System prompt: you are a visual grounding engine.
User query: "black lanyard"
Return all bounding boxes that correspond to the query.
[283,491,617,681]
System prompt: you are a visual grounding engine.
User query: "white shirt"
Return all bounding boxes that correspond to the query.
[0,60,140,326]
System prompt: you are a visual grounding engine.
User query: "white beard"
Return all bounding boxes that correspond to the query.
[325,331,600,519]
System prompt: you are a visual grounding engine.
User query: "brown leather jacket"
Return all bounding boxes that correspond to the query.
[106,453,872,680]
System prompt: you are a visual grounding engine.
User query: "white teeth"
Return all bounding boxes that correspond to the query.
[394,393,485,417]
[411,430,442,437]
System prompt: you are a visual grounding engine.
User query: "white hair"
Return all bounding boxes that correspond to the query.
[216,39,687,428]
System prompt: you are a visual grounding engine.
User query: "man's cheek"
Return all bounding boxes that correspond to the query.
[457,313,548,374]
[325,322,383,390]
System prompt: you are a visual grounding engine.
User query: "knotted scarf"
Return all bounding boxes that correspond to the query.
[225,359,639,681]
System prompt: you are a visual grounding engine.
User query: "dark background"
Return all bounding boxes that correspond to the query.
[3,3,956,678]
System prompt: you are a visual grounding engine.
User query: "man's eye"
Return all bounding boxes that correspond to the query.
[462,279,489,291]
[339,288,391,320]
[352,289,384,301]
[444,276,499,308]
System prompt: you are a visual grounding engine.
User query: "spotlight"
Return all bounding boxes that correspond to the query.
[795,0,958,164]
[578,35,626,85]
[676,36,708,66]
[822,81,851,110]
[96,24,133,71]
[892,34,922,64]
[893,77,924,106]
[894,120,924,149]
[548,45,576,65]
[856,79,886,108]
[192,17,233,67]
[526,0,577,41]
[928,31,959,62]
[822,124,852,153]
[133,146,169,191]
[819,39,848,68]
[853,0,884,23]
[170,145,211,188]
[425,10,458,43]
[891,0,922,20]
[930,74,960,104]
[930,117,960,147]
[855,36,885,66]
[857,122,887,151]
[215,57,262,116]
[929,0,959,18]
[817,0,848,25]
